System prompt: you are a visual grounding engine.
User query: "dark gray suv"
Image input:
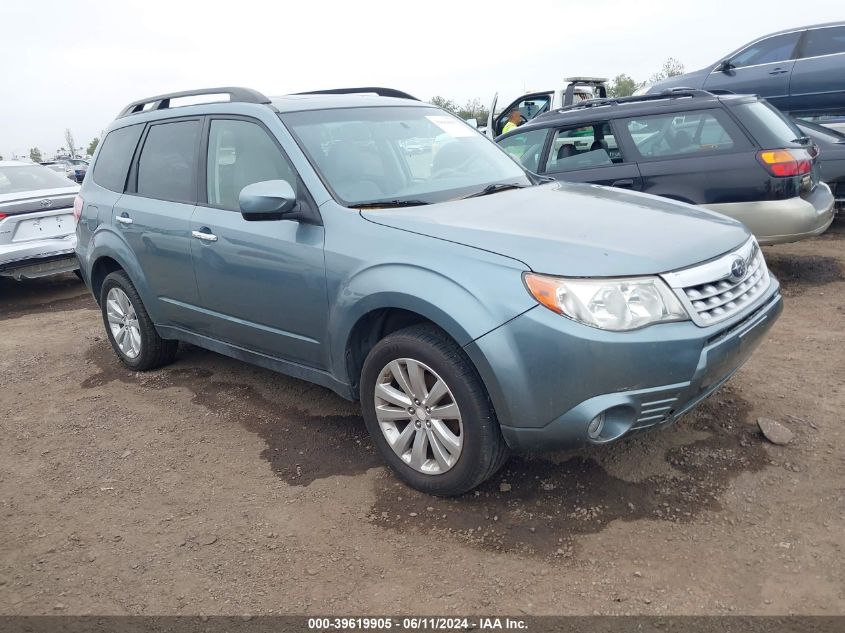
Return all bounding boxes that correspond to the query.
[75,87,782,496]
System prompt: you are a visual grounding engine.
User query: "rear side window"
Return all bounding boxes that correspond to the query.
[497,128,548,172]
[545,122,623,172]
[623,110,740,158]
[730,101,804,148]
[801,26,845,58]
[92,124,143,193]
[729,32,801,67]
[137,120,201,203]
[206,119,295,210]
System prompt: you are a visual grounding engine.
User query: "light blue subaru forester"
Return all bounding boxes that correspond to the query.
[75,87,783,495]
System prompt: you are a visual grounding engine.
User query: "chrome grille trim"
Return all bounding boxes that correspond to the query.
[661,238,770,327]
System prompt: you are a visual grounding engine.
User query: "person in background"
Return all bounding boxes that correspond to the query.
[502,110,522,134]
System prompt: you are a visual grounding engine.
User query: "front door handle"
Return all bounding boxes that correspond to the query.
[115,213,133,225]
[769,68,789,75]
[192,229,218,242]
[611,179,635,188]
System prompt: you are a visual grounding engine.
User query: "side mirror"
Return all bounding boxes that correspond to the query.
[717,59,734,72]
[239,180,297,221]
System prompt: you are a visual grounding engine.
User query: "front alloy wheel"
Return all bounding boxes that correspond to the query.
[374,358,463,474]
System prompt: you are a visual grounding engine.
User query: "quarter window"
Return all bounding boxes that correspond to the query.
[136,120,201,203]
[206,119,295,210]
[545,122,623,172]
[497,129,548,173]
[801,26,845,58]
[623,111,738,158]
[92,124,143,193]
[729,32,801,67]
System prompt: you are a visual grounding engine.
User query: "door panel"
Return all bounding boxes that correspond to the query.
[115,118,202,328]
[704,61,795,109]
[189,208,327,366]
[790,26,845,114]
[112,194,200,327]
[190,117,328,368]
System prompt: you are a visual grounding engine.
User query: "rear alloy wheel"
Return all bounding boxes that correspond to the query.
[105,287,142,359]
[100,271,178,371]
[361,324,509,496]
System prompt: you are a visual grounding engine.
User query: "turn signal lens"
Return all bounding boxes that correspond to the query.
[757,149,812,177]
[73,195,84,223]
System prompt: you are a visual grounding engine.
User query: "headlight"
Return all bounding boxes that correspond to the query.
[524,273,688,331]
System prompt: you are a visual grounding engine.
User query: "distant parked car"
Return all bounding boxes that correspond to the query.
[41,159,87,183]
[0,161,80,280]
[640,22,845,115]
[497,90,834,244]
[795,118,845,214]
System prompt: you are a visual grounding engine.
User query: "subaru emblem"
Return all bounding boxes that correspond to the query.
[730,257,747,282]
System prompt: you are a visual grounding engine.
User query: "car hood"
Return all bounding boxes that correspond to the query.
[360,182,749,276]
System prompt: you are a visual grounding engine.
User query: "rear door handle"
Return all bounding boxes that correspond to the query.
[611,179,635,188]
[769,68,789,75]
[192,229,218,242]
[115,213,133,225]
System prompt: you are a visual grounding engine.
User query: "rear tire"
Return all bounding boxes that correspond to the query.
[100,271,177,371]
[360,324,509,496]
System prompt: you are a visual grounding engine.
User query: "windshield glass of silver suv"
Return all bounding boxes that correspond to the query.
[283,106,530,205]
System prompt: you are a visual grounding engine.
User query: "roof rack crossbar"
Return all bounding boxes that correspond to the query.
[117,86,272,118]
[292,87,419,101]
[554,88,719,113]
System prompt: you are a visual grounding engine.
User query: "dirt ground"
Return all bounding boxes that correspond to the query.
[0,221,843,617]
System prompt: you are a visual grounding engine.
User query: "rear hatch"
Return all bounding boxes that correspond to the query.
[728,99,820,198]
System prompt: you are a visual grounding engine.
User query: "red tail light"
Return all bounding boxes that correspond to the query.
[0,213,7,220]
[73,195,84,223]
[757,149,812,177]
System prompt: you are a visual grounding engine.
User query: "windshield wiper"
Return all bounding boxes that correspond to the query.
[354,199,431,209]
[462,183,526,199]
[791,136,812,145]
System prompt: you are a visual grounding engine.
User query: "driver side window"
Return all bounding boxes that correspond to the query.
[206,119,296,211]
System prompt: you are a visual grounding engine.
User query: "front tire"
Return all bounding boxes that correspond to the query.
[100,271,178,371]
[360,324,508,496]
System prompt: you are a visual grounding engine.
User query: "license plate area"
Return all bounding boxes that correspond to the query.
[12,213,74,242]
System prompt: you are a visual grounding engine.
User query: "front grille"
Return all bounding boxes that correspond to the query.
[661,238,771,327]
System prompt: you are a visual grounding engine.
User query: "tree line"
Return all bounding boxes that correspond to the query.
[25,129,99,163]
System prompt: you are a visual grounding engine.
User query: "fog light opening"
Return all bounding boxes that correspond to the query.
[587,413,606,439]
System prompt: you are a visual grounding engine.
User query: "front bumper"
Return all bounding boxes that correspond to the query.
[465,280,782,452]
[703,182,834,245]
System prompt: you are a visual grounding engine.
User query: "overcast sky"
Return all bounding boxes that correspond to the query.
[1,0,842,159]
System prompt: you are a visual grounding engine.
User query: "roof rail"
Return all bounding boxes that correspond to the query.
[292,87,419,101]
[117,87,272,118]
[554,88,718,113]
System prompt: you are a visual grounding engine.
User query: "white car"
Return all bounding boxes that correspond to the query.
[0,161,80,280]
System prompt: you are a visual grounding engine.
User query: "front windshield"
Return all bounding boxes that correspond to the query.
[281,106,531,206]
